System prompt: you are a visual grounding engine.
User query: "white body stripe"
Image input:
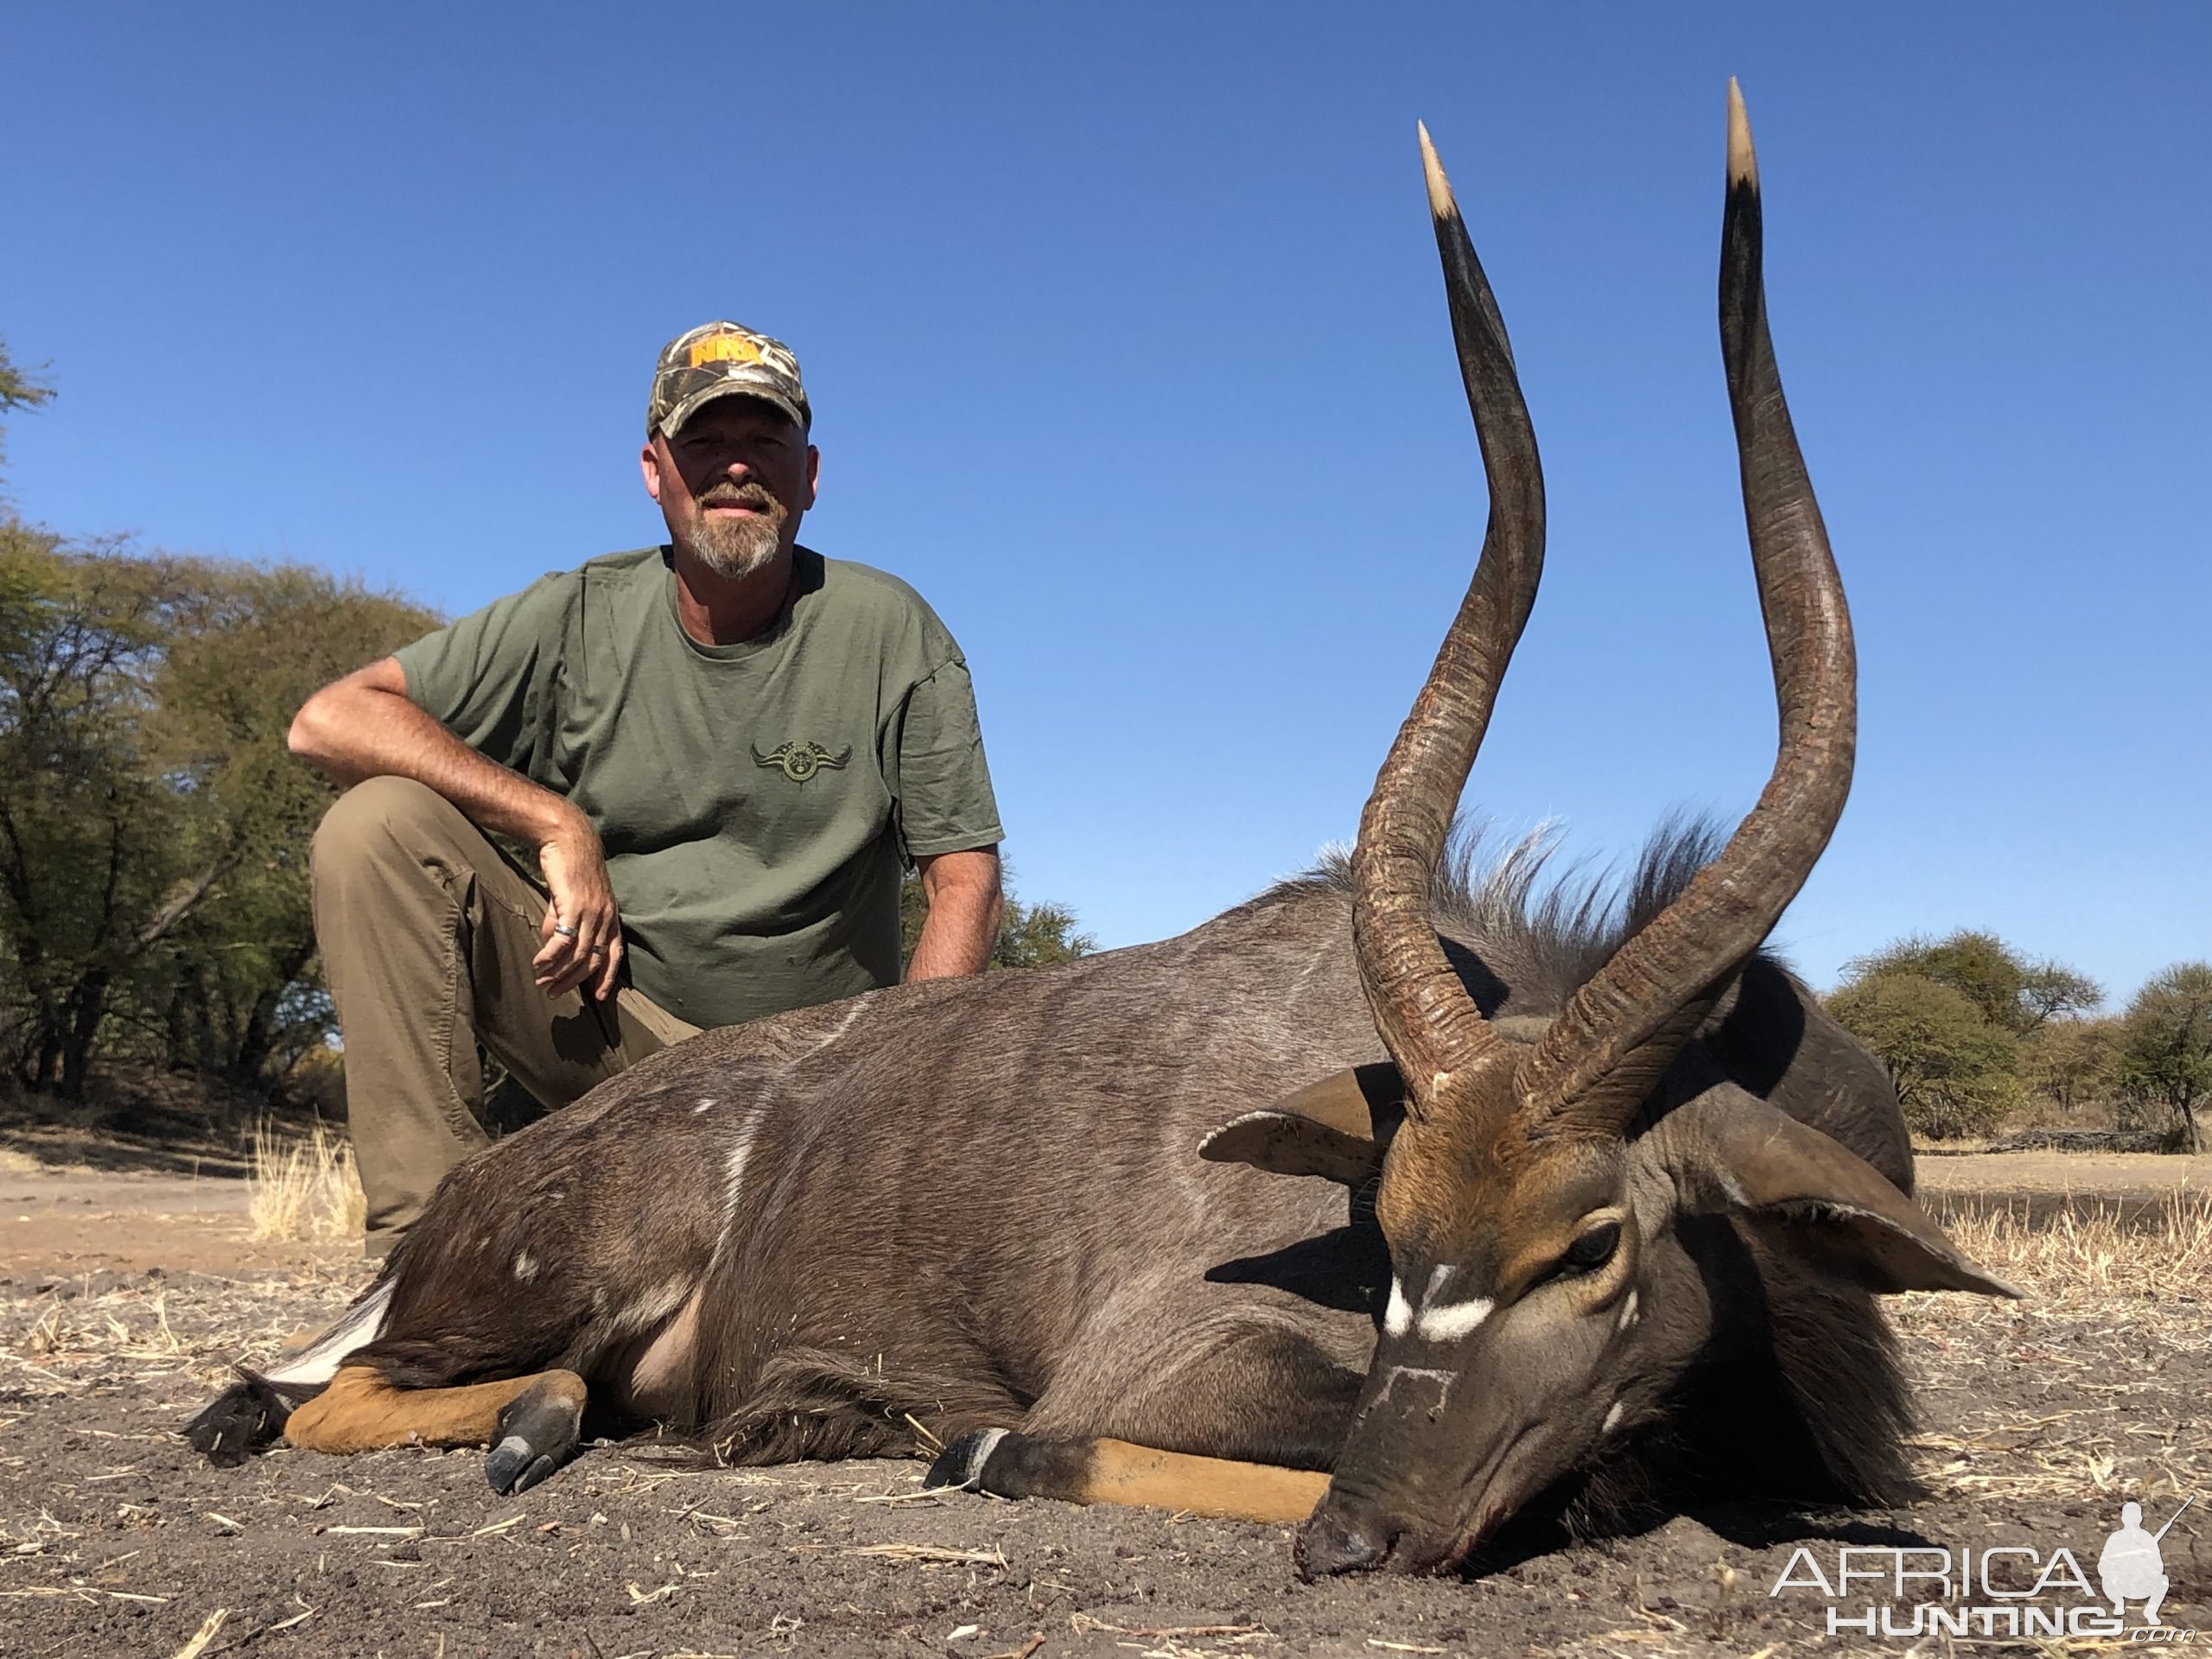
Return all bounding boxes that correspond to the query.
[802,1004,864,1063]
[721,1122,760,1233]
[262,1279,392,1388]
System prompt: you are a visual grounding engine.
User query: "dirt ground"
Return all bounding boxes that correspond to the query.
[1913,1149,2212,1196]
[1,1153,2205,1657]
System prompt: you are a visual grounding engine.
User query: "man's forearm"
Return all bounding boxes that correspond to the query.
[289,662,581,846]
[908,849,1004,981]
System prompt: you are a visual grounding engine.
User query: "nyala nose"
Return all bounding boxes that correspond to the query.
[1294,1505,1395,1579]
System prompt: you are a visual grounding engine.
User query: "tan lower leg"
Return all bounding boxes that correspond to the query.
[1077,1439,1330,1524]
[283,1364,588,1455]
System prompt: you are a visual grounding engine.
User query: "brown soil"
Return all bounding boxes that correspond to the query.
[1917,1151,2212,1235]
[0,1155,2204,1657]
[1913,1149,2212,1196]
[0,1167,354,1278]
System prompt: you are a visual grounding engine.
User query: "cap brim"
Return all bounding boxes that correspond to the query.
[658,378,810,437]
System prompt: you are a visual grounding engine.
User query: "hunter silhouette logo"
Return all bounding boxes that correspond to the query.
[2101,1496,2191,1626]
[753,741,853,783]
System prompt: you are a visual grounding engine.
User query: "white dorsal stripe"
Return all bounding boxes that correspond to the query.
[1414,1295,1495,1343]
[1384,1280,1414,1338]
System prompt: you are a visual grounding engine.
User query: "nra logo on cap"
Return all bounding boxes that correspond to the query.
[689,333,766,371]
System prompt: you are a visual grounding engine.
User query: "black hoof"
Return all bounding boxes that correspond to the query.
[925,1427,1009,1493]
[184,1371,309,1467]
[483,1382,583,1496]
[485,1438,563,1495]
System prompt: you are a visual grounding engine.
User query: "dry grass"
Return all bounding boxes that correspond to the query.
[1897,1192,2211,1510]
[247,1122,365,1243]
[1936,1189,2212,1300]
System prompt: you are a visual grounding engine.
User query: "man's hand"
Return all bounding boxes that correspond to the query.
[289,658,627,1003]
[534,811,626,1001]
[906,847,1004,982]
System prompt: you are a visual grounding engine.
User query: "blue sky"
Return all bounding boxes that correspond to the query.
[4,3,2206,1005]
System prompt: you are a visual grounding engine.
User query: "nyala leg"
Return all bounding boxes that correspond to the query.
[928,1431,1328,1525]
[283,1363,590,1493]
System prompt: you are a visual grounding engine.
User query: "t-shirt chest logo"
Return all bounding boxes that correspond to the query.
[752,740,854,783]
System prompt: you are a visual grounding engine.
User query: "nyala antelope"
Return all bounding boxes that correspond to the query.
[192,86,2014,1577]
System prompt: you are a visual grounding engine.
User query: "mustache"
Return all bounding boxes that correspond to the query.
[698,482,781,512]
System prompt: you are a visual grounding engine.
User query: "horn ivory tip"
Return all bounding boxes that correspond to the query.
[1726,77,1759,191]
[1416,120,1460,222]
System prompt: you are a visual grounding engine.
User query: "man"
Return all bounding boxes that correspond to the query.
[290,321,1006,1255]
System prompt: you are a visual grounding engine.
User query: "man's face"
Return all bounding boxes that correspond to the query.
[641,397,819,580]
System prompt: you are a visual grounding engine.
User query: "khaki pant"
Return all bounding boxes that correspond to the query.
[312,777,699,1256]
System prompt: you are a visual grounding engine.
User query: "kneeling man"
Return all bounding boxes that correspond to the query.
[290,322,1006,1255]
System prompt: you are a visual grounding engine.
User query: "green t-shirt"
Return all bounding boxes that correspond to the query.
[394,545,1003,1030]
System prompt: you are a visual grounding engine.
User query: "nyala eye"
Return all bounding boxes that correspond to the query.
[1563,1220,1622,1274]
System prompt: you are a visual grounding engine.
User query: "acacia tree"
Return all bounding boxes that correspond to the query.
[1845,930,2101,1035]
[1831,929,2102,1139]
[1827,970,2022,1139]
[2117,963,2212,1154]
[0,540,435,1101]
[0,536,195,1096]
[0,334,54,491]
[136,563,439,1084]
[2018,1016,2121,1118]
[0,348,442,1109]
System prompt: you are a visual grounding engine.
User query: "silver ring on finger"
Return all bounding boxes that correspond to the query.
[552,921,579,938]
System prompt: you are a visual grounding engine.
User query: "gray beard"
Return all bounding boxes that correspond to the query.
[687,500,785,580]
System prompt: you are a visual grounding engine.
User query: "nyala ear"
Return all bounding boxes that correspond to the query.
[1197,1062,1402,1186]
[1643,1085,2021,1300]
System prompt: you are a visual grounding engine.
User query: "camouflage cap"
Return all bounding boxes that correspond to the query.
[647,321,810,438]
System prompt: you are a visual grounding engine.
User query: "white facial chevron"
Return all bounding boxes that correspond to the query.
[1417,1294,1497,1342]
[1383,1264,1496,1343]
[1383,1280,1414,1337]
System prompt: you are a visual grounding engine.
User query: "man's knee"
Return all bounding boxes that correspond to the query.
[312,777,474,885]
